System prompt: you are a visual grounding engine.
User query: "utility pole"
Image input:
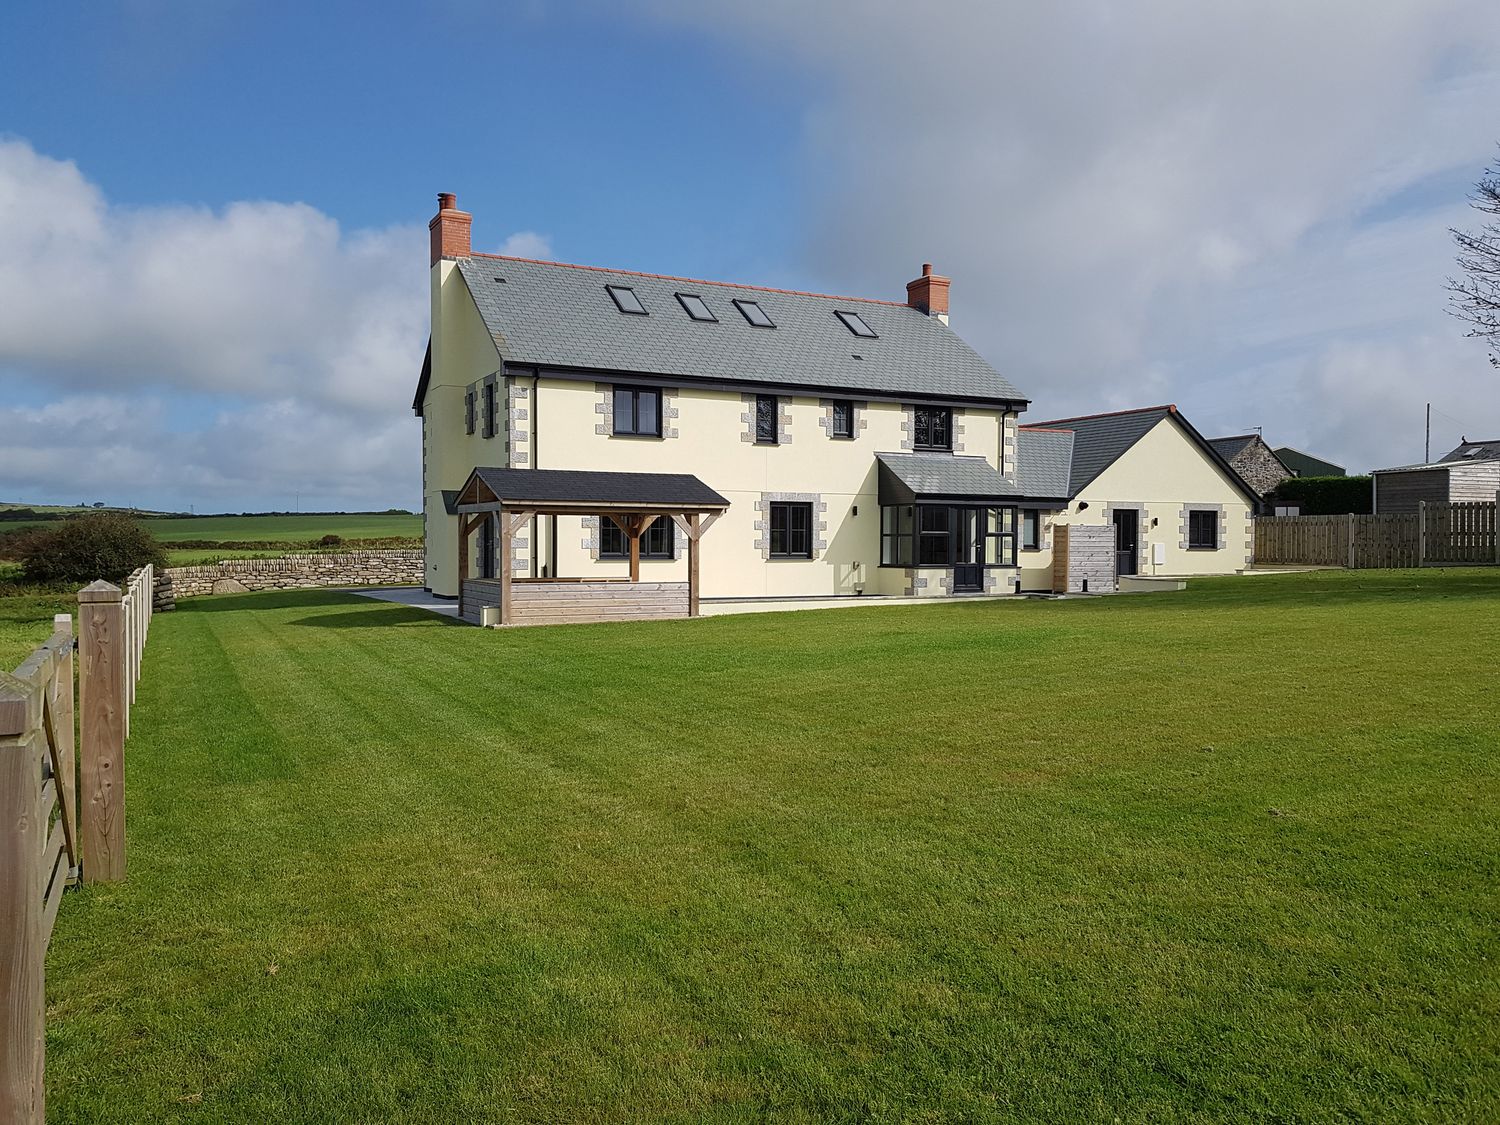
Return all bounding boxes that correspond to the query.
[1425,403,1431,464]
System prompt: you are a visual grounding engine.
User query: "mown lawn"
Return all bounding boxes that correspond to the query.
[0,587,77,669]
[44,571,1500,1123]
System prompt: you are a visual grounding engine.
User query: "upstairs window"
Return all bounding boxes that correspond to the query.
[1188,509,1219,550]
[755,394,779,444]
[734,299,775,328]
[606,284,648,315]
[769,502,813,559]
[464,388,476,435]
[482,380,498,439]
[835,310,877,338]
[601,516,675,560]
[913,406,952,451]
[612,385,661,437]
[676,293,716,322]
[830,400,854,439]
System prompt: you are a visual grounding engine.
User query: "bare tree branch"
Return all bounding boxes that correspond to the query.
[1448,148,1500,368]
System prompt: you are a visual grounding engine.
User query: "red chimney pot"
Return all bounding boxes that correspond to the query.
[429,191,472,266]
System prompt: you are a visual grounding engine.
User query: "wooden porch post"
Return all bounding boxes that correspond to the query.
[628,515,643,584]
[688,513,700,617]
[457,515,469,620]
[499,509,512,626]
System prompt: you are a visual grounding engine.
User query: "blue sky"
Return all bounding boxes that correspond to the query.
[2,1,1499,511]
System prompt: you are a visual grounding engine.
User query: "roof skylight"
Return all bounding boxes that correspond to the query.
[835,310,877,338]
[676,293,716,322]
[606,285,648,315]
[734,299,775,328]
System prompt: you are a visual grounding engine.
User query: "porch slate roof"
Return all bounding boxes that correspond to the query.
[456,256,1027,406]
[1014,429,1074,500]
[464,467,729,509]
[875,452,1021,504]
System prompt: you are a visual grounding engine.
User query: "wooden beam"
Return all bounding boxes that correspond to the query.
[0,718,44,1124]
[628,515,643,583]
[688,513,700,617]
[457,512,470,620]
[697,511,723,538]
[669,513,695,541]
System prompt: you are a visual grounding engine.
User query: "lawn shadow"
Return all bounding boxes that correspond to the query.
[171,588,367,613]
[288,606,462,629]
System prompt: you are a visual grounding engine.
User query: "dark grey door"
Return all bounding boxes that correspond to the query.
[1113,509,1138,577]
[952,507,983,592]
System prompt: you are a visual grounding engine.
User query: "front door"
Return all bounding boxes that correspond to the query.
[1113,509,1139,577]
[952,507,983,592]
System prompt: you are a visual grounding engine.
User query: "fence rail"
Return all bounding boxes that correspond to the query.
[1,568,153,1123]
[1255,499,1499,569]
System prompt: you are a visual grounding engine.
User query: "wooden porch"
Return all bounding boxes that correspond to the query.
[454,467,729,627]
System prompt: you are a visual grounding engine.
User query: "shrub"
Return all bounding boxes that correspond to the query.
[1267,475,1373,515]
[318,534,343,547]
[19,512,167,585]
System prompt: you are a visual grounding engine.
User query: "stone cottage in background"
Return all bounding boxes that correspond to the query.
[1208,434,1293,500]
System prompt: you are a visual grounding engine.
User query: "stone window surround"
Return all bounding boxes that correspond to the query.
[754,492,828,559]
[901,404,965,453]
[1180,503,1228,551]
[1019,507,1054,553]
[580,514,687,561]
[595,383,680,439]
[818,398,869,439]
[903,566,1015,596]
[742,393,793,445]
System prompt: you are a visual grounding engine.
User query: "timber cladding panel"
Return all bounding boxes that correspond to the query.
[462,580,690,626]
[1052,524,1115,594]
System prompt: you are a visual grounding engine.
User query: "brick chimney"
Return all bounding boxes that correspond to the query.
[906,262,950,324]
[429,192,472,266]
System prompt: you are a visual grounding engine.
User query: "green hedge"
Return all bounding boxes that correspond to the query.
[1268,475,1373,515]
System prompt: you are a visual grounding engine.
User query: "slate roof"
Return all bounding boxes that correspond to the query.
[463,467,729,509]
[1438,439,1500,463]
[876,453,1020,504]
[1021,405,1261,505]
[1209,434,1257,461]
[1024,406,1174,496]
[1014,428,1075,499]
[454,255,1027,405]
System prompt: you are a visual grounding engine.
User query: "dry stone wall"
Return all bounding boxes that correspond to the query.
[157,550,423,605]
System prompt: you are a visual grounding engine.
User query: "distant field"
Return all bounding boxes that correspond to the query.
[141,513,420,543]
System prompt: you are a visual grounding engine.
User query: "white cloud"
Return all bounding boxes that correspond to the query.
[0,140,547,509]
[496,230,554,259]
[642,0,1500,471]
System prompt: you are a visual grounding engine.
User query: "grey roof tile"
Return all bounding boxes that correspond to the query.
[468,467,728,508]
[875,452,1021,503]
[1015,429,1074,498]
[1026,407,1173,495]
[457,257,1026,404]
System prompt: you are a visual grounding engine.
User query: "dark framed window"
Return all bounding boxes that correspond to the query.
[482,380,497,438]
[913,406,952,451]
[676,293,716,322]
[612,385,662,437]
[830,400,854,438]
[1021,509,1041,550]
[880,505,914,566]
[755,394,779,444]
[464,388,476,435]
[734,299,775,328]
[1188,509,1219,549]
[606,284,648,315]
[600,516,675,560]
[478,515,496,578]
[879,505,1016,567]
[835,310,877,338]
[769,502,813,558]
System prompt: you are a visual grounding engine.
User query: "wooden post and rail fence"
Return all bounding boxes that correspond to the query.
[1,564,153,1123]
[1253,497,1500,569]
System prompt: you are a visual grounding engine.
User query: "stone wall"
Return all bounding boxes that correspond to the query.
[1229,441,1294,498]
[157,550,423,604]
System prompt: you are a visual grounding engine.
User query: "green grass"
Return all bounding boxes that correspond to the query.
[44,570,1500,1122]
[141,513,419,543]
[0,587,77,669]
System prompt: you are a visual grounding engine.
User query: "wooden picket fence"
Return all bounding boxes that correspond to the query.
[1255,499,1499,569]
[0,565,153,1123]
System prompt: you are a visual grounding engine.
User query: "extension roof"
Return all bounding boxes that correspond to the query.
[452,255,1027,406]
[1438,438,1500,463]
[1021,405,1260,505]
[1013,428,1075,500]
[875,452,1020,505]
[456,467,729,512]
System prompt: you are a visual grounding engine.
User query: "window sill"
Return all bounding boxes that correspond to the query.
[768,555,814,561]
[1186,546,1221,552]
[912,446,953,453]
[610,432,664,440]
[754,440,781,447]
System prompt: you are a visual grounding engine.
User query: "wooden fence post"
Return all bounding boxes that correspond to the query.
[1346,513,1356,569]
[78,581,126,883]
[0,679,45,1124]
[51,614,77,870]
